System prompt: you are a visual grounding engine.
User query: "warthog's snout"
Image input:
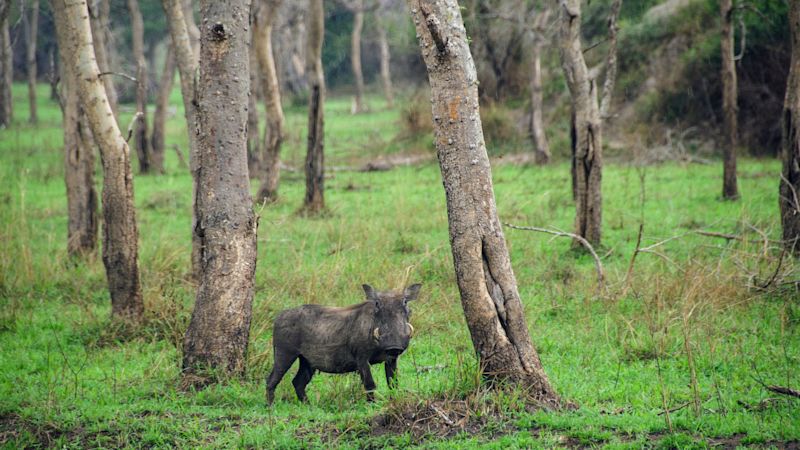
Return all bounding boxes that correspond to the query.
[385,347,406,357]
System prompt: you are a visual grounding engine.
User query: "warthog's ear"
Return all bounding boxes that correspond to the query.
[362,284,378,300]
[404,283,422,302]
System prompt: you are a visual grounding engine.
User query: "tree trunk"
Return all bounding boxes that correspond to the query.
[53,0,144,323]
[303,0,325,214]
[349,1,366,114]
[720,0,739,200]
[89,0,118,116]
[24,0,39,124]
[151,43,176,174]
[0,1,13,128]
[254,0,285,204]
[59,51,98,257]
[407,0,561,407]
[376,13,394,109]
[129,0,152,174]
[529,41,550,164]
[247,29,261,178]
[559,0,605,248]
[49,48,59,101]
[162,0,202,280]
[182,0,257,382]
[781,1,800,254]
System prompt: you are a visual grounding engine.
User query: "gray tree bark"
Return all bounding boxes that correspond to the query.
[720,0,739,200]
[89,0,118,116]
[24,0,39,124]
[162,0,203,280]
[529,39,550,164]
[254,0,286,204]
[182,0,258,382]
[376,4,394,109]
[0,1,13,128]
[406,0,561,407]
[781,1,800,254]
[53,0,144,323]
[129,0,152,174]
[303,0,325,214]
[247,30,261,178]
[348,0,366,113]
[150,43,176,174]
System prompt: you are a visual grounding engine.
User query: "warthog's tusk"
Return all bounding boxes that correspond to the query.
[373,327,381,342]
[407,322,414,337]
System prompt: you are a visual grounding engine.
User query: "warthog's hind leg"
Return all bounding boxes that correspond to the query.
[292,356,315,403]
[266,347,298,405]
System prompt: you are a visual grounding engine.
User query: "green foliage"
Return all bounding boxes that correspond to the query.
[0,83,799,448]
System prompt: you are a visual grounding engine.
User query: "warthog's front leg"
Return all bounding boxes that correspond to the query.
[357,362,377,402]
[385,356,398,389]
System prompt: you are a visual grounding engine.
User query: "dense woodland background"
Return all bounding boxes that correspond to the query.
[1,0,799,448]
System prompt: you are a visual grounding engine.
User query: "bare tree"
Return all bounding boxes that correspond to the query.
[407,0,561,407]
[129,0,152,174]
[161,0,203,279]
[89,0,118,116]
[247,30,261,178]
[376,0,394,108]
[0,0,12,128]
[529,7,551,164]
[339,0,367,113]
[24,0,39,124]
[720,0,739,200]
[273,2,307,95]
[780,1,800,253]
[53,0,144,322]
[303,0,325,214]
[254,0,286,204]
[558,0,621,248]
[182,0,258,382]
[150,43,176,173]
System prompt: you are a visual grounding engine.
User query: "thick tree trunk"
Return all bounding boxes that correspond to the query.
[162,0,202,280]
[53,0,144,323]
[129,0,152,174]
[720,0,739,200]
[254,0,285,204]
[407,0,560,407]
[59,52,98,256]
[559,0,603,247]
[182,0,257,381]
[529,41,550,164]
[0,2,13,128]
[89,0,118,116]
[349,1,366,114]
[247,31,261,178]
[151,43,176,174]
[303,0,325,214]
[376,15,394,109]
[24,0,39,124]
[781,2,800,253]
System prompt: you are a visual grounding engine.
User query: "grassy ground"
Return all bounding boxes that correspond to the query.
[1,83,799,448]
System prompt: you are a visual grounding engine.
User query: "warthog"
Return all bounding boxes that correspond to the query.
[266,283,421,404]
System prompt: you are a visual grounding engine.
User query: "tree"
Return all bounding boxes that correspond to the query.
[342,0,366,113]
[24,0,39,124]
[780,1,800,253]
[129,0,153,174]
[406,0,561,407]
[375,0,395,108]
[254,0,286,204]
[150,42,176,174]
[53,0,144,323]
[89,0,118,116]
[303,0,326,214]
[161,0,203,279]
[0,0,13,128]
[720,0,739,200]
[558,0,621,248]
[58,44,98,257]
[247,32,261,178]
[528,6,551,164]
[181,0,258,382]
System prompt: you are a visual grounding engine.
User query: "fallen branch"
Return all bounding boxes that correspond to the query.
[694,230,782,245]
[504,223,605,287]
[765,385,800,399]
[98,71,138,83]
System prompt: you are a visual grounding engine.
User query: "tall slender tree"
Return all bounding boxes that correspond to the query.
[303,0,326,213]
[254,0,286,204]
[0,0,13,128]
[129,0,152,174]
[53,0,144,323]
[150,43,176,173]
[24,0,39,124]
[720,0,739,200]
[182,0,258,382]
[343,0,366,113]
[529,7,551,164]
[89,0,118,116]
[376,1,394,108]
[780,1,800,253]
[406,0,561,407]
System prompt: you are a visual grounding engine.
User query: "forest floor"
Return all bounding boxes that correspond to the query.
[1,84,799,448]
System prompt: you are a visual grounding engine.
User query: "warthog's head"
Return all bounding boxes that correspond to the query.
[363,283,421,357]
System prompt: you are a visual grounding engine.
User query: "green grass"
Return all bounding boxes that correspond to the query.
[1,82,799,448]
